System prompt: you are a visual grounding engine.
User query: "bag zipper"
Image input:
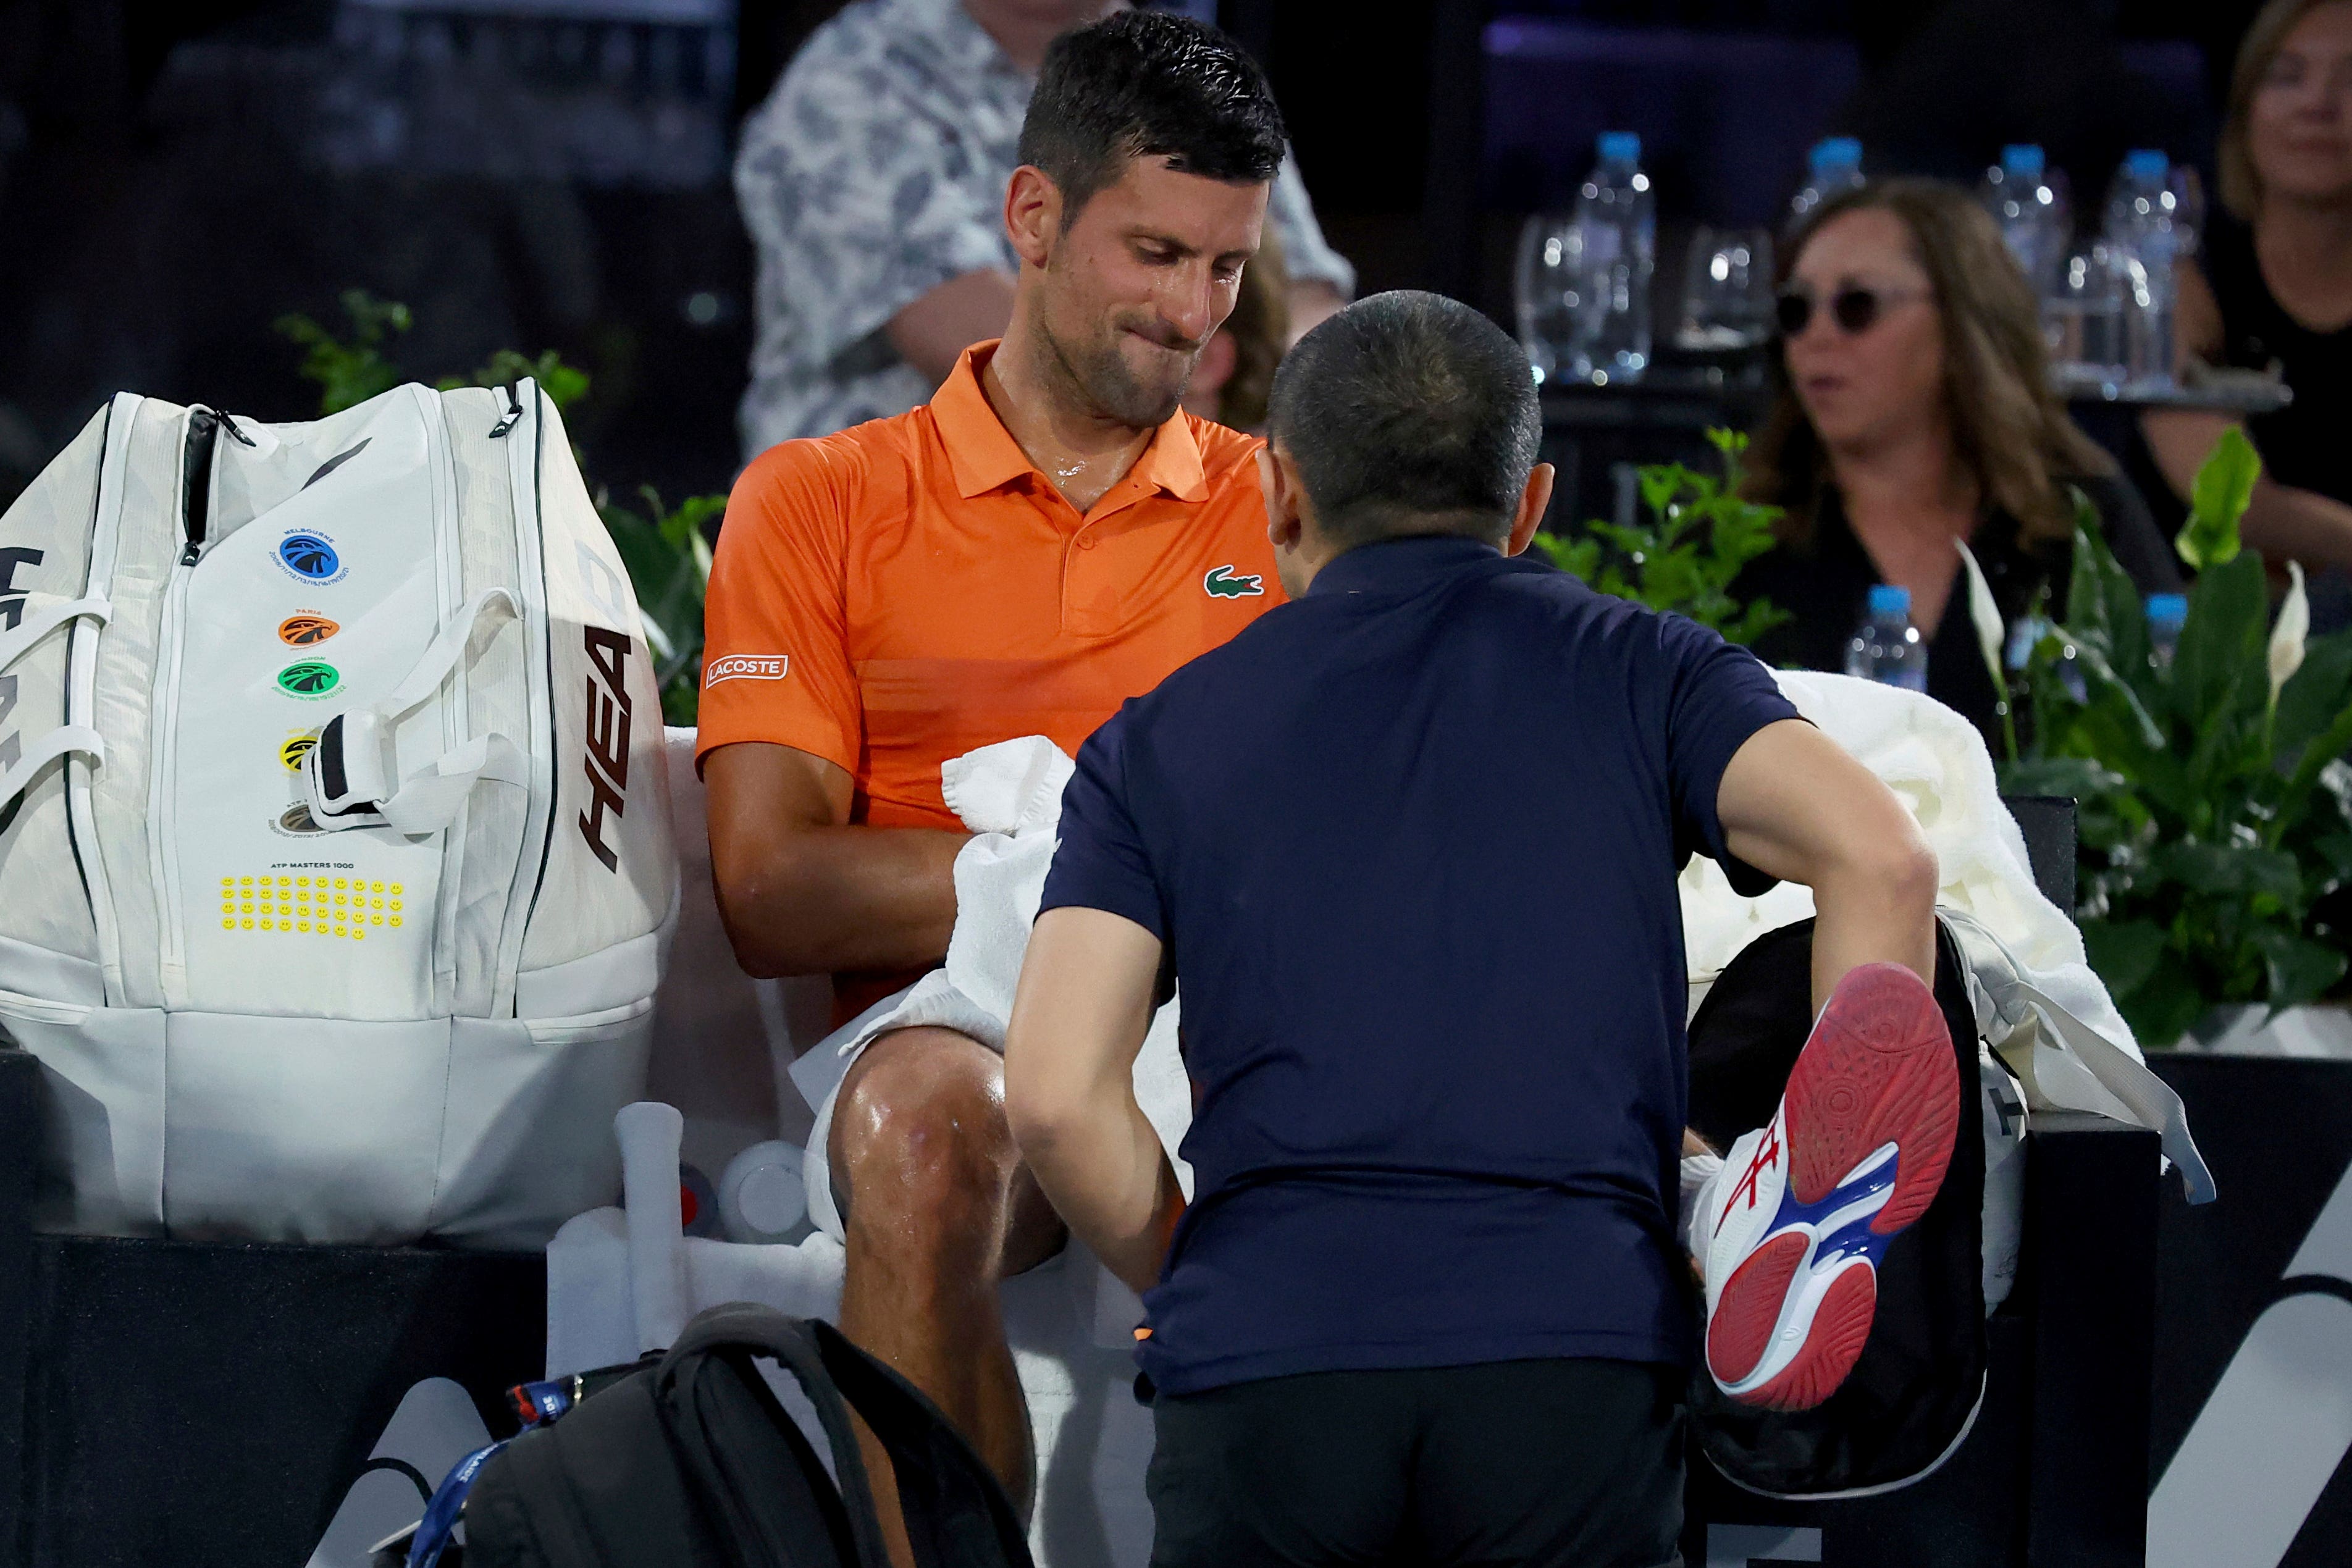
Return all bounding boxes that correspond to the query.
[149,407,229,1000]
[495,383,558,1016]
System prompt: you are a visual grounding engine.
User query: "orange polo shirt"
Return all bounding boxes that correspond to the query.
[699,342,1285,1012]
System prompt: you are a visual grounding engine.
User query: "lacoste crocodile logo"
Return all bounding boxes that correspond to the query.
[1204,564,1264,599]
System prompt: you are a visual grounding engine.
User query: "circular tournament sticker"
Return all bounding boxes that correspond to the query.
[272,802,327,837]
[275,531,346,587]
[280,732,320,771]
[276,660,341,700]
[278,613,340,647]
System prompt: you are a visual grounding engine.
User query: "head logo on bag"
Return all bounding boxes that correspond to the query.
[277,661,341,698]
[280,732,319,771]
[277,532,345,585]
[579,627,631,873]
[277,614,339,647]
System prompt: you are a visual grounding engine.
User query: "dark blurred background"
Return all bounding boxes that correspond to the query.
[0,0,2283,510]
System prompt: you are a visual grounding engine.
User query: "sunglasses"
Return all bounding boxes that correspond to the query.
[1775,285,1925,338]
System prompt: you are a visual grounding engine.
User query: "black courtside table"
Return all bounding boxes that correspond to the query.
[0,1048,544,1567]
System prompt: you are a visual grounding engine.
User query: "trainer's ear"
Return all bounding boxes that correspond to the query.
[1503,463,1556,558]
[1258,443,1308,556]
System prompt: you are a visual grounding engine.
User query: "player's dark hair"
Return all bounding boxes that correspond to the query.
[1018,10,1288,224]
[1266,291,1542,549]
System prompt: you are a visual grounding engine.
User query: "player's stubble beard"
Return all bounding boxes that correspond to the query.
[1034,269,1202,433]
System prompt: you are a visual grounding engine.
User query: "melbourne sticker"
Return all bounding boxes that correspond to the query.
[275,530,346,586]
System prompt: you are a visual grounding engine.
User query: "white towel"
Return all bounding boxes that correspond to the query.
[1681,671,2214,1201]
[942,736,1075,1026]
[1681,669,2138,1056]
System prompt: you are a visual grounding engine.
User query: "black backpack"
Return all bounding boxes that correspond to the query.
[451,1304,1034,1568]
[1684,916,1991,1498]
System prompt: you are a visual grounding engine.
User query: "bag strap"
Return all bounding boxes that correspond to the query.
[2010,978,2217,1204]
[0,726,103,820]
[0,595,110,677]
[806,1320,1034,1568]
[301,588,527,836]
[657,1305,895,1568]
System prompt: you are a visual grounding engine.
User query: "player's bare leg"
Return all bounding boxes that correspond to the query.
[830,1026,1067,1566]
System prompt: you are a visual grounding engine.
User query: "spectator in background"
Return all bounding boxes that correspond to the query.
[734,0,1353,456]
[1731,180,2179,751]
[2143,0,2352,622]
[1179,227,1288,432]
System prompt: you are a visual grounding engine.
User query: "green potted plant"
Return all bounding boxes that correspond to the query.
[1529,427,1790,645]
[1997,429,2352,1048]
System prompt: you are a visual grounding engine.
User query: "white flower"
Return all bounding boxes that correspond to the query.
[1956,539,2006,689]
[2269,560,2309,711]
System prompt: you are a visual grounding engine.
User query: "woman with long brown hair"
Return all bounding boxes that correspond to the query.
[1730,178,2179,747]
[2143,0,2352,613]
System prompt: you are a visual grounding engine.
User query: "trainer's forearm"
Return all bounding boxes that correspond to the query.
[716,826,968,978]
[1807,857,1938,1013]
[1017,1098,1185,1297]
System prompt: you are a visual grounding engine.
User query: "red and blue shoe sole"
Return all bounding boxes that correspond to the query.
[1706,962,1960,1411]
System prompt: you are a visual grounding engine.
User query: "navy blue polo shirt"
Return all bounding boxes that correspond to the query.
[1038,534,1802,1396]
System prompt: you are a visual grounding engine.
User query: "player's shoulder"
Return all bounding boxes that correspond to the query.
[734,409,926,518]
[1182,414,1269,499]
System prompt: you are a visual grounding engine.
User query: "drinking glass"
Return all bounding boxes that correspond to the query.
[1516,213,1590,385]
[1674,226,1774,353]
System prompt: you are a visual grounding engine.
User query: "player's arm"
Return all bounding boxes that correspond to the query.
[1003,907,1185,1296]
[1715,718,1940,1010]
[704,741,967,979]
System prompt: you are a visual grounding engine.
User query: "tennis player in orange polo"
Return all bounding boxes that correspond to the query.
[698,14,1304,1556]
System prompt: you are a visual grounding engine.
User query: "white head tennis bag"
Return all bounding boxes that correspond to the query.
[0,379,678,1246]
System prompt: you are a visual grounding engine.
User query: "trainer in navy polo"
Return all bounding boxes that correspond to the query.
[1039,533,1802,1397]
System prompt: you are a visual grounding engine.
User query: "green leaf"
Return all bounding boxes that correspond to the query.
[2177,426,2261,570]
[461,348,592,409]
[2274,629,2352,761]
[2271,688,2352,845]
[2120,960,2216,1050]
[1638,466,1684,520]
[2173,551,2270,733]
[2157,841,2301,902]
[275,290,416,414]
[2250,929,2348,1010]
[2081,918,2169,997]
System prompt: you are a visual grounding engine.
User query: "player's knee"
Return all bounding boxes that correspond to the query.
[833,1032,1016,1236]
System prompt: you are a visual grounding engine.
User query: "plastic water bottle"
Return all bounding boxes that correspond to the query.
[2146,593,2187,669]
[718,1140,810,1245]
[1980,144,2070,294]
[1787,136,1865,234]
[1845,584,1928,691]
[2105,149,2180,390]
[1567,132,1655,384]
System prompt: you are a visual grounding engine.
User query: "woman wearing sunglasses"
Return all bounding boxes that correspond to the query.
[1729,178,2180,750]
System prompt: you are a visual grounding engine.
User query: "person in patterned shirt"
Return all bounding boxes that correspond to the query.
[731,0,1353,455]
